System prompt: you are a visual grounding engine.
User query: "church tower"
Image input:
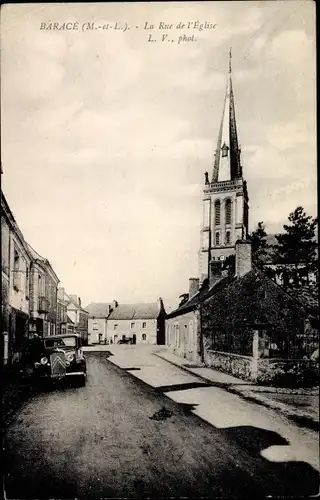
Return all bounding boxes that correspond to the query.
[199,50,249,284]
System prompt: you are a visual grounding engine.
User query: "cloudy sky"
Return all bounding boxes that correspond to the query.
[1,1,316,311]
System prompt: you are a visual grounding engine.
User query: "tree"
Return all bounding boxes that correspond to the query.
[249,221,268,265]
[273,206,318,265]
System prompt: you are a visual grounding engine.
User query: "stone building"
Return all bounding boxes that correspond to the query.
[27,243,59,338]
[57,287,68,336]
[63,293,89,345]
[85,302,114,345]
[167,240,318,384]
[106,299,166,345]
[1,192,31,366]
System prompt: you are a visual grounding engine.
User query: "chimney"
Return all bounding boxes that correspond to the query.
[235,240,252,277]
[189,278,199,298]
[78,297,81,308]
[209,260,222,288]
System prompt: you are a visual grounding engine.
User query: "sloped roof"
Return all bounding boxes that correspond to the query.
[26,242,46,261]
[166,275,233,319]
[26,242,59,282]
[167,264,317,322]
[108,303,160,320]
[85,302,112,318]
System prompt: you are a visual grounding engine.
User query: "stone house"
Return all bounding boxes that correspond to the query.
[66,315,75,334]
[85,302,114,344]
[166,240,318,384]
[57,287,68,336]
[64,293,89,345]
[106,299,166,345]
[1,192,32,366]
[27,243,59,338]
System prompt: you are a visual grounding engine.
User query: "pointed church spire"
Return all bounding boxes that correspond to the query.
[211,48,242,183]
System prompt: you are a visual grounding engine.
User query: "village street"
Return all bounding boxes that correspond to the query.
[3,346,319,499]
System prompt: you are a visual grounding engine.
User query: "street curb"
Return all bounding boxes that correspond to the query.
[154,352,319,433]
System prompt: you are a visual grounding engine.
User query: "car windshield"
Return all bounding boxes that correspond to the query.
[44,337,76,349]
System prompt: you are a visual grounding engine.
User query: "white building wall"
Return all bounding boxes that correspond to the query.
[107,318,157,344]
[9,232,31,315]
[166,310,200,362]
[88,318,107,344]
[67,307,79,325]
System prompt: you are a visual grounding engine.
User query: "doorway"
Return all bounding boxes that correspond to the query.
[132,334,136,345]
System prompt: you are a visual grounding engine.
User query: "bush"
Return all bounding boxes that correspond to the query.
[257,360,319,387]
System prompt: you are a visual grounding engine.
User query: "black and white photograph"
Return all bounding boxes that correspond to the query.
[1,1,318,498]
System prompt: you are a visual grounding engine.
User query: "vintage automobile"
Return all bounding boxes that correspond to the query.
[32,333,87,385]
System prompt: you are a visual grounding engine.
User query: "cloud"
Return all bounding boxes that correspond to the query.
[266,121,312,151]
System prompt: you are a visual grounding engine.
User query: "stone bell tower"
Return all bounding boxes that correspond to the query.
[199,49,249,284]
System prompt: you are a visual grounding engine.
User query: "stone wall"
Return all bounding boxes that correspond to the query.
[204,350,253,380]
[203,349,319,386]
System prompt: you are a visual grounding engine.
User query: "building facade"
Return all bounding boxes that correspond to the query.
[57,287,68,335]
[27,244,59,338]
[106,299,166,345]
[1,193,32,366]
[85,302,113,344]
[64,293,89,345]
[165,279,201,362]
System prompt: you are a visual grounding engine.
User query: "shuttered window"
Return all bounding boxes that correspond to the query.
[225,199,232,225]
[215,200,221,225]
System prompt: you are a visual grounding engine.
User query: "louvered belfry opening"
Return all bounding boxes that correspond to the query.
[215,200,221,225]
[225,199,232,225]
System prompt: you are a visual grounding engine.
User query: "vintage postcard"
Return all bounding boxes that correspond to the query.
[1,2,318,499]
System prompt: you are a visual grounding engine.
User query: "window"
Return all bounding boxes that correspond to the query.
[214,200,221,225]
[175,325,180,347]
[13,249,20,290]
[114,324,118,330]
[45,337,76,349]
[221,142,229,157]
[142,322,146,329]
[25,267,29,297]
[93,322,98,331]
[142,333,147,341]
[189,321,194,348]
[225,199,232,225]
[226,231,231,245]
[215,232,220,245]
[131,322,135,329]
